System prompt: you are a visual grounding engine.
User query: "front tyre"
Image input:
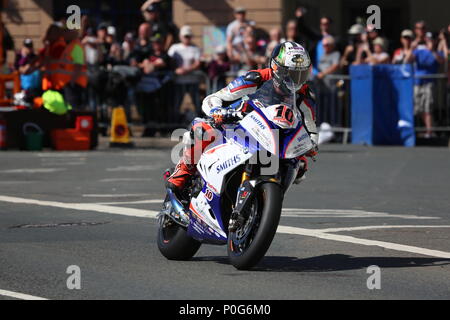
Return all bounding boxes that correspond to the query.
[228,182,283,270]
[157,214,201,260]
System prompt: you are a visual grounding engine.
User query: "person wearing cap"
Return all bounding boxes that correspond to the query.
[106,26,116,44]
[141,0,178,51]
[393,29,414,64]
[226,7,254,59]
[135,34,173,131]
[14,39,36,74]
[141,0,162,22]
[168,25,202,123]
[103,25,124,67]
[315,35,341,126]
[122,32,135,61]
[357,37,390,65]
[405,31,445,138]
[14,38,41,99]
[365,24,388,53]
[340,24,365,72]
[142,34,172,75]
[96,23,111,64]
[82,28,105,113]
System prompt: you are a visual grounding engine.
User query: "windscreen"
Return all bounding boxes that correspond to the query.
[247,80,295,109]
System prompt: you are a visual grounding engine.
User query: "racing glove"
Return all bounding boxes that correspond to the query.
[210,108,243,125]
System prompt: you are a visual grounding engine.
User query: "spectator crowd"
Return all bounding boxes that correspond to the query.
[9,2,450,138]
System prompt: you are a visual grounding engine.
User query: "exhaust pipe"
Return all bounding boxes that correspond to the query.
[161,188,190,227]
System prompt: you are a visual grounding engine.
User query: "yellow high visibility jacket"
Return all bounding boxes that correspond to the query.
[59,39,88,88]
[42,39,88,90]
[42,37,67,91]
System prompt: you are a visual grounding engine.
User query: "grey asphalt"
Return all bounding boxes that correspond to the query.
[0,144,449,300]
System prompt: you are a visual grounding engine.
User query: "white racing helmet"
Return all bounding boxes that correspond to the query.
[270,41,311,92]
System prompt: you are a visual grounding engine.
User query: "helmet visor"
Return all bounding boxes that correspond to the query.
[278,66,310,91]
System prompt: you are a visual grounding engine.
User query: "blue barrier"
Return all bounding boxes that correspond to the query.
[350,64,415,147]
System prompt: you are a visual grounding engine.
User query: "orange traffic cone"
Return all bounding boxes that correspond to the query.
[110,107,134,148]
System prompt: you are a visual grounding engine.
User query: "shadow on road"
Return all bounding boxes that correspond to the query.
[195,254,450,272]
[257,254,450,272]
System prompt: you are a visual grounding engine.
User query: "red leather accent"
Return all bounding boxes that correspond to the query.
[250,68,273,81]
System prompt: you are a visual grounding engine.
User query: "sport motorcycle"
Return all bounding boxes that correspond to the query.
[157,79,314,270]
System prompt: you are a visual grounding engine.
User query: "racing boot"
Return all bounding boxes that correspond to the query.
[162,158,195,226]
[165,158,196,193]
[294,156,308,184]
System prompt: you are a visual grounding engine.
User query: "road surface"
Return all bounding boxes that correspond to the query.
[0,145,449,299]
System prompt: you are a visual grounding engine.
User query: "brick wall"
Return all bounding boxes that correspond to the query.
[173,0,283,49]
[1,0,53,63]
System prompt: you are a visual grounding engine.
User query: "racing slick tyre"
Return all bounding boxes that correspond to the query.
[228,182,283,270]
[157,215,201,261]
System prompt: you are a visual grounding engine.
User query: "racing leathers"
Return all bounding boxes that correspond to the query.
[166,68,319,191]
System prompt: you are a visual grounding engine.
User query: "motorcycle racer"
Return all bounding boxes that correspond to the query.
[166,41,319,193]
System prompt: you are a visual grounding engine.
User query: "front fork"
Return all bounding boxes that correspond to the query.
[229,164,285,232]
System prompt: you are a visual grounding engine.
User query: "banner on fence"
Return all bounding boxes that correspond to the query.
[351,64,415,147]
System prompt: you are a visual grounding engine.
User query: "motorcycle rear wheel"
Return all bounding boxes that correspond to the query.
[157,214,201,260]
[227,182,283,270]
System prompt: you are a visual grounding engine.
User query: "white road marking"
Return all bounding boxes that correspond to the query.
[99,178,151,182]
[36,152,87,158]
[40,156,86,167]
[319,225,450,233]
[43,162,85,166]
[94,199,164,205]
[82,194,150,198]
[41,157,86,160]
[0,195,449,259]
[0,289,48,300]
[0,168,65,174]
[282,208,439,220]
[106,165,160,172]
[0,195,157,219]
[122,151,166,157]
[0,181,36,184]
[278,226,450,259]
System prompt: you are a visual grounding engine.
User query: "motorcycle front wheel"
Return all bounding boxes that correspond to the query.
[227,182,283,270]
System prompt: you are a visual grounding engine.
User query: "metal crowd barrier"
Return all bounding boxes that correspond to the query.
[129,68,448,142]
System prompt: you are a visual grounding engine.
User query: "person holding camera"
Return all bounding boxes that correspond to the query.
[405,31,445,138]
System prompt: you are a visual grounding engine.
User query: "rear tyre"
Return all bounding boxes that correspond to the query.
[228,183,283,270]
[157,215,201,260]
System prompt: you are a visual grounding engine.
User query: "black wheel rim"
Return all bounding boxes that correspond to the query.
[229,195,262,255]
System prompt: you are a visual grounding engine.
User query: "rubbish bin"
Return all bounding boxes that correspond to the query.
[23,122,44,151]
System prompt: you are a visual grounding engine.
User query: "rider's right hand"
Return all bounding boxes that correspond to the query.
[210,108,226,125]
[210,107,244,126]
